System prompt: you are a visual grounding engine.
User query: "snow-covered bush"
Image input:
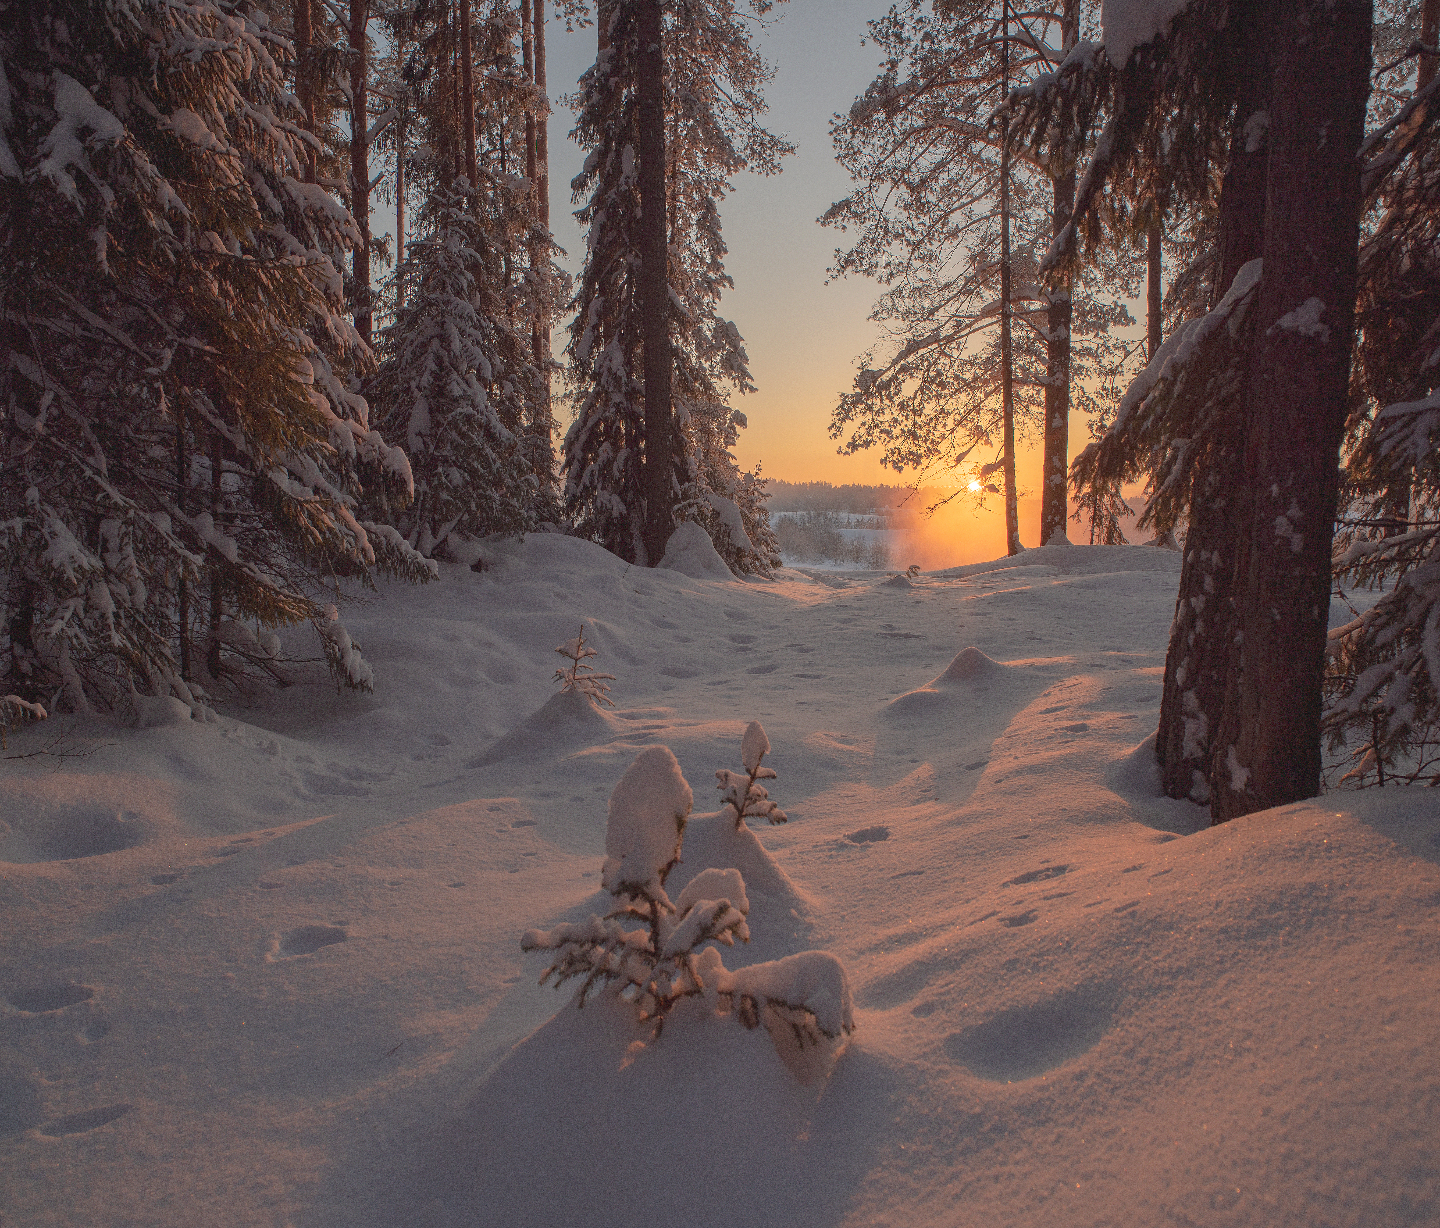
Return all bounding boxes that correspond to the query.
[553,625,615,708]
[522,739,853,1075]
[0,695,47,750]
[716,721,788,827]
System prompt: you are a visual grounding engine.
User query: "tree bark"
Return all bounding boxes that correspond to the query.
[1146,220,1163,359]
[1209,0,1371,820]
[999,0,1021,556]
[637,0,674,565]
[1420,0,1439,92]
[349,0,372,345]
[534,0,553,441]
[459,0,478,187]
[396,99,407,309]
[1154,0,1272,802]
[176,400,190,680]
[1039,0,1078,550]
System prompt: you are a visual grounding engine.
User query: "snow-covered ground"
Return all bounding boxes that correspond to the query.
[3,535,1438,1228]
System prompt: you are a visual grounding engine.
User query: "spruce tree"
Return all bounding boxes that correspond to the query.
[563,0,785,573]
[0,0,431,710]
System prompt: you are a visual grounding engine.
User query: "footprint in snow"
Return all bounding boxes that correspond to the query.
[38,1104,133,1136]
[1004,864,1070,887]
[944,984,1116,1081]
[272,925,348,959]
[845,825,890,844]
[7,983,95,1013]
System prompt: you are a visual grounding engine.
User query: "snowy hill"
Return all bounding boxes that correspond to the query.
[2,536,1437,1228]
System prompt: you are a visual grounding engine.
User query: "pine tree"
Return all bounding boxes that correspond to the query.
[0,0,431,711]
[824,0,1135,549]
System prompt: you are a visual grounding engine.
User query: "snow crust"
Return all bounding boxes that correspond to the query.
[2,534,1437,1227]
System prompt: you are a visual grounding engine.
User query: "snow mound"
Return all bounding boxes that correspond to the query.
[669,811,810,961]
[659,521,735,580]
[883,647,1009,719]
[935,646,1002,684]
[133,695,194,728]
[468,687,625,767]
[881,574,913,589]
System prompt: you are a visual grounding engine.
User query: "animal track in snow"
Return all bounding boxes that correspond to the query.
[7,983,94,1013]
[1004,864,1070,887]
[660,666,700,679]
[944,985,1115,1081]
[274,925,348,958]
[38,1103,133,1136]
[845,825,891,844]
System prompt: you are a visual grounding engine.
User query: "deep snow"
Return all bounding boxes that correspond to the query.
[2,535,1437,1228]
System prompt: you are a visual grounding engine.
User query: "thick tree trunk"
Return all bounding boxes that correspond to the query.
[459,0,478,187]
[637,0,674,565]
[349,0,372,346]
[1154,1,1272,801]
[999,0,1021,556]
[1039,0,1078,550]
[1208,0,1370,820]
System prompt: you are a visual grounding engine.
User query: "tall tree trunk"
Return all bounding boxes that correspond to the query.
[396,100,407,309]
[637,0,674,565]
[1146,220,1163,359]
[176,400,190,680]
[1039,0,1078,550]
[206,435,223,679]
[1154,0,1273,801]
[349,0,372,346]
[1209,0,1371,820]
[533,0,553,444]
[1421,0,1439,92]
[459,0,478,187]
[295,0,316,183]
[999,0,1021,556]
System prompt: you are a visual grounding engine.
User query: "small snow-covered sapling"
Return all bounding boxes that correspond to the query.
[716,720,787,828]
[522,746,749,1034]
[0,695,47,750]
[553,624,615,708]
[523,743,855,1072]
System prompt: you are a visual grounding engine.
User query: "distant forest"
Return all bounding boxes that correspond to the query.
[763,481,931,514]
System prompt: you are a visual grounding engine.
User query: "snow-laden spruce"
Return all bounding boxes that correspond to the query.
[522,727,853,1072]
[368,180,552,554]
[0,0,433,714]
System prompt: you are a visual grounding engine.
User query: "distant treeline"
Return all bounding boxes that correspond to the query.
[763,481,927,513]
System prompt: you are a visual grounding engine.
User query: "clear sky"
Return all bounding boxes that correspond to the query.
[536,2,1148,562]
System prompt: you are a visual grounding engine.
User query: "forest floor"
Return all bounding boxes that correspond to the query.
[2,534,1437,1228]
